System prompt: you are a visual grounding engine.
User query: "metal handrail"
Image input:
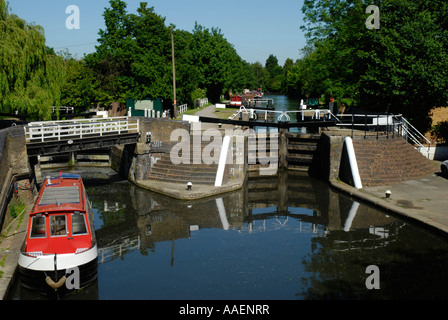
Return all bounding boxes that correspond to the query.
[286,109,341,122]
[335,113,431,157]
[392,115,431,157]
[228,108,340,123]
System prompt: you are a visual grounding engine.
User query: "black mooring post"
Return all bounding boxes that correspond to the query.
[54,253,57,282]
[386,113,389,139]
[351,113,354,138]
[364,113,367,139]
[376,115,379,139]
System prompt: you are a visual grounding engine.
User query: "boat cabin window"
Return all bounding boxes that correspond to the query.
[72,213,88,235]
[30,216,46,238]
[50,215,67,237]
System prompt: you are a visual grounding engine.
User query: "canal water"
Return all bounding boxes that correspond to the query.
[253,94,311,133]
[7,95,448,300]
[7,166,448,300]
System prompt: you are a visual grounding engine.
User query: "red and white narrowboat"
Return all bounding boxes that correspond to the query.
[18,172,98,294]
[230,95,243,107]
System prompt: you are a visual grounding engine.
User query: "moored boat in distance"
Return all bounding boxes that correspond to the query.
[18,172,98,295]
[230,95,243,107]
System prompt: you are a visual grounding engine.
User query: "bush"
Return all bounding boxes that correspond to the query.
[431,121,448,143]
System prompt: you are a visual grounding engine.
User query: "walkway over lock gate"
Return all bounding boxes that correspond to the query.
[24,117,140,157]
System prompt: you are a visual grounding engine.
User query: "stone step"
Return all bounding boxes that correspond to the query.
[148,169,216,178]
[286,155,313,164]
[150,166,218,174]
[287,164,311,171]
[148,175,216,185]
[287,144,317,152]
[149,169,217,178]
[152,159,218,168]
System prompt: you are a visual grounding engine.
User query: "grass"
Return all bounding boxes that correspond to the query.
[1,196,27,240]
[213,108,237,120]
[9,197,26,220]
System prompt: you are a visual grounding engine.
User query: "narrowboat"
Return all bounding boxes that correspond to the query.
[18,172,98,294]
[230,95,243,107]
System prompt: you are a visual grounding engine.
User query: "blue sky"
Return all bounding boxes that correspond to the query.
[7,0,307,65]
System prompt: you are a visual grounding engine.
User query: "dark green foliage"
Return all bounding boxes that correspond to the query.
[290,0,448,133]
[83,1,267,107]
[431,121,448,144]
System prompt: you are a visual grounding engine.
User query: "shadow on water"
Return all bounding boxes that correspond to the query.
[8,167,448,300]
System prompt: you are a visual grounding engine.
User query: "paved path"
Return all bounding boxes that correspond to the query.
[189,104,237,131]
[0,187,35,299]
[194,104,217,118]
[330,168,448,235]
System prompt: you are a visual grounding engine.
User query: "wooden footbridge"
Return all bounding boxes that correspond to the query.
[24,117,140,157]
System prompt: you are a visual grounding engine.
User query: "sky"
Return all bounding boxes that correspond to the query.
[7,0,307,66]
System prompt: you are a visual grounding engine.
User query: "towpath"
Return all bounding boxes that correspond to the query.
[0,183,35,299]
[331,170,448,235]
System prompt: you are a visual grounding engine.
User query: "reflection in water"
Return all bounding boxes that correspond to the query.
[8,168,448,300]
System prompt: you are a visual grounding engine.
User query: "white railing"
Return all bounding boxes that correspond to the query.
[98,236,141,264]
[393,115,431,157]
[178,104,188,114]
[196,98,209,108]
[286,109,340,122]
[229,107,339,123]
[52,106,74,114]
[25,117,140,143]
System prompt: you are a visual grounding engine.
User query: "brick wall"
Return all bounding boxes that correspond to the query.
[312,131,436,187]
[352,136,436,186]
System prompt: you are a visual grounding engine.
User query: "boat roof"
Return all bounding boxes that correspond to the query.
[39,186,80,206]
[31,172,86,215]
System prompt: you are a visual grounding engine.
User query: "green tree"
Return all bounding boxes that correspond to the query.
[250,62,268,90]
[77,0,268,110]
[284,59,304,97]
[0,0,64,120]
[60,55,97,110]
[172,29,202,106]
[264,54,284,93]
[85,0,133,106]
[299,0,448,132]
[357,0,448,131]
[128,3,172,100]
[191,23,243,103]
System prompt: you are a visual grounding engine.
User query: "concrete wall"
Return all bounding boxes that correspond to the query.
[0,126,31,228]
[112,119,192,184]
[310,131,344,182]
[137,117,190,145]
[421,144,448,161]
